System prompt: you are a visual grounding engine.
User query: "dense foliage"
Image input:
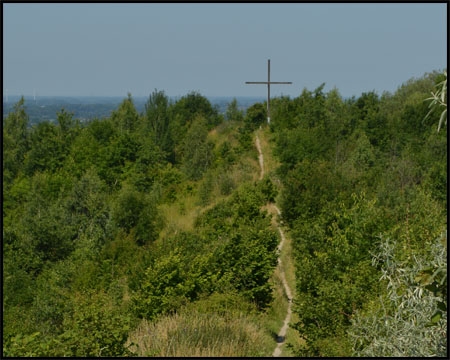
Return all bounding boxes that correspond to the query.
[3,69,446,357]
[3,91,278,356]
[269,70,447,356]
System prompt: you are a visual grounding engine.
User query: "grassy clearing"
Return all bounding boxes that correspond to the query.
[158,193,198,237]
[157,120,259,239]
[127,313,269,356]
[127,293,274,357]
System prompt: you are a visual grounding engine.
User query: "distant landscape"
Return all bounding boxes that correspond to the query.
[2,95,265,125]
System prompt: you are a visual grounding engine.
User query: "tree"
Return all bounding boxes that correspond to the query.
[56,108,76,134]
[244,102,266,130]
[181,116,214,180]
[22,172,77,262]
[87,117,116,145]
[96,131,140,186]
[3,96,29,147]
[3,97,30,181]
[65,167,109,245]
[60,119,112,179]
[110,184,161,245]
[169,91,222,163]
[110,93,140,133]
[58,290,134,357]
[171,91,221,129]
[225,98,244,122]
[24,122,61,174]
[132,250,202,320]
[144,89,173,157]
[125,134,166,192]
[270,95,296,129]
[211,228,278,309]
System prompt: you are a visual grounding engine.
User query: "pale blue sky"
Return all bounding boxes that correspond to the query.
[3,3,447,98]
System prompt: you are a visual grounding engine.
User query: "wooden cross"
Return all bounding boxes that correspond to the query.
[245,59,292,124]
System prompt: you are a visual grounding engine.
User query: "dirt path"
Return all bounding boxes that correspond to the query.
[255,134,293,357]
[272,220,293,357]
[255,135,264,180]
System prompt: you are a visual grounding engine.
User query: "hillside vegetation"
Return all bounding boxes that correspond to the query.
[3,70,447,357]
[268,71,447,356]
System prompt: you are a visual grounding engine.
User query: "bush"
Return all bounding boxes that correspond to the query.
[131,250,207,320]
[110,184,161,245]
[349,234,447,357]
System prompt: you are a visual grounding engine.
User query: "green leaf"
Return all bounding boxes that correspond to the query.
[425,311,443,327]
[415,267,434,285]
[425,283,439,294]
[437,301,447,312]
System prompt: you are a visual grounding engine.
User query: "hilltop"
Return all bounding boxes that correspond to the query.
[3,70,447,356]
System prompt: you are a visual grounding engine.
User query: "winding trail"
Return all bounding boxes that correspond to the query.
[255,134,294,357]
[255,136,265,180]
[271,210,293,357]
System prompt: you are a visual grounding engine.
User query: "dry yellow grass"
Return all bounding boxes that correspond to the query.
[158,166,259,241]
[157,122,260,240]
[127,309,273,357]
[158,193,198,236]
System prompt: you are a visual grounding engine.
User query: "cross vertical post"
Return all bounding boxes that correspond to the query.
[268,59,270,121]
[245,59,292,124]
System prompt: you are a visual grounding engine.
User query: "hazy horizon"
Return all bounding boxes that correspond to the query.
[3,3,447,98]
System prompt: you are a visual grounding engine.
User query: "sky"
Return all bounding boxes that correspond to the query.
[3,2,447,99]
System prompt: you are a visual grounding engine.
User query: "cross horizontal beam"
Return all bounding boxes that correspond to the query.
[246,81,292,84]
[245,59,292,124]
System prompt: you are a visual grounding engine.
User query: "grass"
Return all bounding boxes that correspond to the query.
[157,122,260,240]
[263,262,290,337]
[126,294,274,357]
[158,192,198,236]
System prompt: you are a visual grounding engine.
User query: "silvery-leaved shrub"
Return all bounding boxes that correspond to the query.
[349,232,447,357]
[425,70,447,132]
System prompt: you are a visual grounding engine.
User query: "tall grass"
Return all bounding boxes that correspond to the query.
[158,192,198,237]
[127,294,273,357]
[158,121,259,239]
